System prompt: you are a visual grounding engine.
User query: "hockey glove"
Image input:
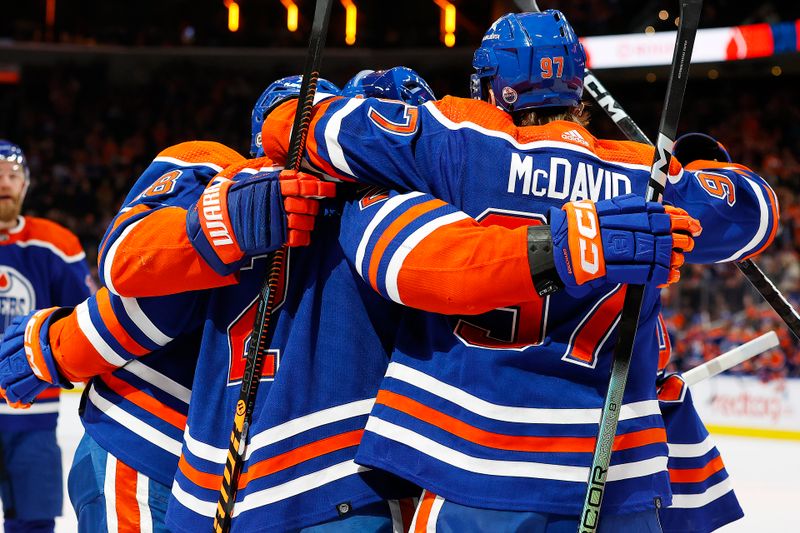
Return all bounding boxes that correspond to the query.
[549,194,701,292]
[187,169,336,275]
[0,308,73,408]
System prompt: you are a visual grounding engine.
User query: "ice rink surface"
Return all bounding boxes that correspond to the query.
[51,392,797,532]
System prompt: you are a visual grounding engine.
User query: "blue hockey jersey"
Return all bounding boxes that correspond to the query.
[262,95,778,516]
[0,215,92,430]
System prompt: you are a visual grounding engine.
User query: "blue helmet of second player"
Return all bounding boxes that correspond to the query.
[471,10,586,112]
[0,140,30,181]
[342,66,436,105]
[250,75,341,157]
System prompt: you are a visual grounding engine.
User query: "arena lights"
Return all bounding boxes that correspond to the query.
[340,0,357,45]
[224,0,240,32]
[280,0,299,32]
[433,0,456,47]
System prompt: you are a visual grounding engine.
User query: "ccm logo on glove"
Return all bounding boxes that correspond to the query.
[565,200,604,283]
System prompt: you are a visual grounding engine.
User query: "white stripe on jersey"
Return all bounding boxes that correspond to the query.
[718,175,769,262]
[183,398,375,464]
[365,417,667,483]
[422,101,653,172]
[385,362,660,424]
[388,500,404,533]
[669,477,734,509]
[123,360,192,404]
[384,212,470,305]
[89,385,182,456]
[355,192,426,278]
[105,454,119,532]
[427,495,445,532]
[0,401,59,415]
[667,435,716,458]
[76,301,130,367]
[103,218,145,296]
[151,156,223,172]
[324,98,365,179]
[171,460,369,518]
[120,297,174,346]
[137,471,154,533]
[12,240,86,263]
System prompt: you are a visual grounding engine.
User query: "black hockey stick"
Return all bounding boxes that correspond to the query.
[578,1,704,531]
[581,70,800,340]
[213,1,333,531]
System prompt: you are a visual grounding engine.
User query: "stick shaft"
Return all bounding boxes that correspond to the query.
[213,2,333,531]
[579,2,704,531]
[682,331,779,386]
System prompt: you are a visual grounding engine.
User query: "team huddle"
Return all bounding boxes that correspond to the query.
[0,10,779,533]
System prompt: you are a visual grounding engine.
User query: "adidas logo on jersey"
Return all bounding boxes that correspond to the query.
[561,129,589,147]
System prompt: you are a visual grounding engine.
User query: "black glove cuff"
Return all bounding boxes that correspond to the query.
[527,226,563,297]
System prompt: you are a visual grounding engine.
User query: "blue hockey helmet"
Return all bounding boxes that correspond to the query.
[673,132,732,164]
[250,75,341,157]
[0,140,30,181]
[471,10,586,112]
[342,66,436,105]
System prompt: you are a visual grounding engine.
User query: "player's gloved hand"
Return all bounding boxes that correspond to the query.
[549,194,701,291]
[187,169,336,275]
[278,169,337,246]
[0,308,73,408]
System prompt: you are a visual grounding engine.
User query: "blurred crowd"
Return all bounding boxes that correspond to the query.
[2,63,800,380]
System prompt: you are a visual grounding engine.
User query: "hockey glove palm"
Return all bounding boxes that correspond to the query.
[0,308,73,408]
[188,169,336,275]
[550,194,701,291]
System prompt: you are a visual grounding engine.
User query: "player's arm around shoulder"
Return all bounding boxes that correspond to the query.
[98,144,252,297]
[339,189,699,315]
[666,157,779,264]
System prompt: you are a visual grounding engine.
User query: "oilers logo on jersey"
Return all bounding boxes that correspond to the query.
[0,266,35,335]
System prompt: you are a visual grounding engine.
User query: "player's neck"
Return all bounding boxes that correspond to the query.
[0,216,21,232]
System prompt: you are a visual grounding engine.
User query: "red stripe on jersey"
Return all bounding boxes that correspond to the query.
[114,458,142,533]
[96,288,149,357]
[413,491,437,533]
[107,206,239,297]
[100,374,187,429]
[567,286,626,365]
[376,390,665,453]
[178,430,363,491]
[398,498,417,533]
[367,199,446,290]
[669,455,725,484]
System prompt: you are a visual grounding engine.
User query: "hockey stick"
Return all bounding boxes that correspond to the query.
[682,331,779,386]
[581,67,800,341]
[213,1,333,531]
[578,2,704,531]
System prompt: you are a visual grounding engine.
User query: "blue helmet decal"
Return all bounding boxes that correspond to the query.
[0,140,29,181]
[251,75,341,157]
[342,66,436,106]
[472,10,586,113]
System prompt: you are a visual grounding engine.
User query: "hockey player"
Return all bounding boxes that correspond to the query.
[259,11,778,531]
[92,67,691,533]
[0,141,93,533]
[0,78,339,532]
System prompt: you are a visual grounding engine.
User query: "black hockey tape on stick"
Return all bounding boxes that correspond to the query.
[213,1,334,531]
[577,1,704,532]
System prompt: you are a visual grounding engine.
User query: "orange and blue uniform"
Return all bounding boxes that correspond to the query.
[261,95,777,521]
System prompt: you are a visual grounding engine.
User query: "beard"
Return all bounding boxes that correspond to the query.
[0,196,23,224]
